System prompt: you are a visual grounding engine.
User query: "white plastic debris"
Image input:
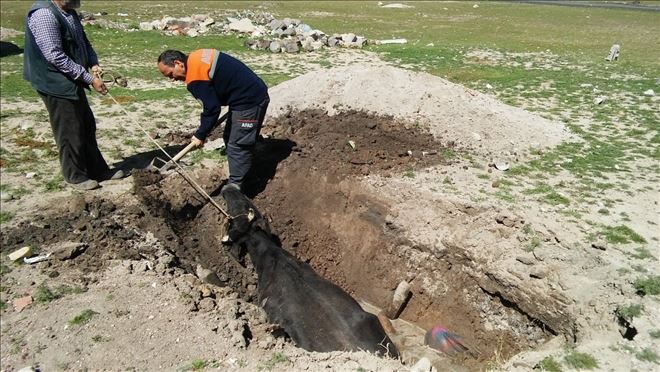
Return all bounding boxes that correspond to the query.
[348,140,356,150]
[381,3,414,8]
[24,253,51,264]
[494,162,510,171]
[377,38,408,44]
[25,172,37,179]
[643,89,655,96]
[486,84,493,89]
[473,4,480,8]
[593,96,605,105]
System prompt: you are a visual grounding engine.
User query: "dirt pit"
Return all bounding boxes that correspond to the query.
[1,109,556,370]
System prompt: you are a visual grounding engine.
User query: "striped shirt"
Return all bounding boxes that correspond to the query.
[27,4,98,84]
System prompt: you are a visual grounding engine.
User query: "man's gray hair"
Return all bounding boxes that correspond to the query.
[60,0,81,9]
[158,50,188,68]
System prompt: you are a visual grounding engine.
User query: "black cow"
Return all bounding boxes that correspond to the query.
[221,184,399,357]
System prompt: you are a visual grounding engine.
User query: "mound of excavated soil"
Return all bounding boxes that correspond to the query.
[267,64,573,160]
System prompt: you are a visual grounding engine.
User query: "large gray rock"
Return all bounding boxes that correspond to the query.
[284,40,300,53]
[256,39,271,49]
[281,26,296,37]
[341,33,356,43]
[228,18,255,33]
[327,37,339,47]
[268,19,285,31]
[269,41,282,53]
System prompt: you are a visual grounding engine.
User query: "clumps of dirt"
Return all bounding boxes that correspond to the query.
[0,108,551,370]
[264,109,449,178]
[0,196,154,276]
[131,164,259,301]
[247,109,553,368]
[266,64,573,161]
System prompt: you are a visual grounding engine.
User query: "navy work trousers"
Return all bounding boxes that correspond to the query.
[223,96,270,186]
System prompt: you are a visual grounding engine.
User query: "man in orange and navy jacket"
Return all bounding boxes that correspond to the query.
[157,49,269,190]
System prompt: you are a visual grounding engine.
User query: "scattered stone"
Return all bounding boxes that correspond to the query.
[284,40,300,53]
[50,241,88,261]
[529,267,548,279]
[605,43,620,61]
[591,241,607,251]
[199,284,213,298]
[593,96,605,105]
[134,260,152,272]
[198,298,216,312]
[8,246,32,261]
[410,357,434,372]
[25,172,37,179]
[496,215,522,228]
[386,280,411,319]
[13,295,33,312]
[491,179,500,188]
[257,334,276,349]
[196,264,224,287]
[17,367,36,372]
[516,255,536,265]
[228,18,256,33]
[0,191,13,201]
[269,41,282,53]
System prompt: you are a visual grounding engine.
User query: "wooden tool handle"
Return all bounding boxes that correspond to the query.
[171,142,197,163]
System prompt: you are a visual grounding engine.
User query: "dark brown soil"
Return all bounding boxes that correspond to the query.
[0,109,550,370]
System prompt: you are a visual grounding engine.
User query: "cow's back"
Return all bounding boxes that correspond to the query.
[246,229,399,357]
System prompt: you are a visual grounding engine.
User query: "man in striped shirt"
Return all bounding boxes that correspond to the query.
[23,0,125,191]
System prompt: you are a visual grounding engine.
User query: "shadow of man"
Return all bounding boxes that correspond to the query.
[0,41,23,58]
[240,137,296,199]
[110,144,191,174]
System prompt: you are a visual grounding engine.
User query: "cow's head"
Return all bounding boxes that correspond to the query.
[220,183,269,245]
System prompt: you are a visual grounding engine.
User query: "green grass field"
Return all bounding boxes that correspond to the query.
[1,1,658,236]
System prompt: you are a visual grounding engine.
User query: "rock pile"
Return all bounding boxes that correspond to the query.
[79,10,375,53]
[78,11,133,31]
[241,16,368,53]
[138,14,219,37]
[138,10,371,53]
